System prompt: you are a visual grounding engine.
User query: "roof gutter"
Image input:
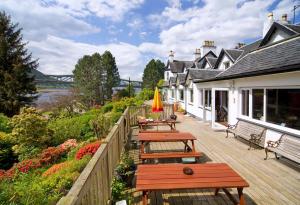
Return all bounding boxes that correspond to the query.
[193,64,300,83]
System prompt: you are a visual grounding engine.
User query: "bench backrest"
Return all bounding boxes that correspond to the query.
[278,135,300,158]
[236,120,265,140]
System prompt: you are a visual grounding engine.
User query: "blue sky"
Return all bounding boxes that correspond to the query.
[1,0,299,80]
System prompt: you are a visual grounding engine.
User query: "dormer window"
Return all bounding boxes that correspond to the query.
[223,61,230,69]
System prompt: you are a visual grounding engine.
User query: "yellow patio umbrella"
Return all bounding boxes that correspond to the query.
[152,87,164,112]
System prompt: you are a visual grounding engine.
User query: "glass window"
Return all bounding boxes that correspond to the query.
[267,89,300,130]
[179,90,184,101]
[167,72,169,80]
[224,61,230,69]
[171,90,174,98]
[252,89,264,120]
[199,89,203,106]
[190,89,193,103]
[205,89,211,107]
[241,90,249,116]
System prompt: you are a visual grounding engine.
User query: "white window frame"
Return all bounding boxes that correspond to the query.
[189,88,194,104]
[198,89,203,107]
[204,89,212,110]
[238,86,300,135]
[240,89,250,117]
[179,89,184,102]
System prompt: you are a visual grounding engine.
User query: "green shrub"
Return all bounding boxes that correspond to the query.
[9,107,52,161]
[0,132,17,170]
[110,112,122,124]
[0,156,91,205]
[48,113,95,145]
[136,88,154,101]
[101,103,113,113]
[0,113,11,133]
[90,113,112,139]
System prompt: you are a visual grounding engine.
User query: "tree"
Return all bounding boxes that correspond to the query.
[73,51,120,106]
[73,53,103,106]
[142,59,165,90]
[102,51,120,99]
[0,12,37,116]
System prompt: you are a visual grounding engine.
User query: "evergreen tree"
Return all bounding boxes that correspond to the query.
[73,53,103,106]
[102,51,120,99]
[0,12,37,116]
[142,59,165,90]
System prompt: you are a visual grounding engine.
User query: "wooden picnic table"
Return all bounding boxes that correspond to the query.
[138,119,176,130]
[138,132,201,161]
[136,163,249,205]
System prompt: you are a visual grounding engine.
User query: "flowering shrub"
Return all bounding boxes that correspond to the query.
[75,141,101,160]
[15,159,42,173]
[39,146,67,165]
[42,162,69,177]
[0,169,5,179]
[60,139,78,151]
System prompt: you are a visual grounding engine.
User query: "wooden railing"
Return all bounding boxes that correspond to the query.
[57,103,174,205]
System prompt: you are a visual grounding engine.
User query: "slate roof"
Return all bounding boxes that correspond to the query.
[206,57,218,68]
[194,36,300,82]
[224,49,243,61]
[238,39,262,60]
[187,69,222,82]
[169,60,194,73]
[177,73,187,85]
[285,24,300,33]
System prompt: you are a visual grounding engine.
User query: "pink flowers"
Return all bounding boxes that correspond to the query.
[60,139,78,151]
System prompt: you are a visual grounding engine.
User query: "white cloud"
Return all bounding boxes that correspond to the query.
[144,0,295,61]
[0,0,100,41]
[28,35,145,79]
[55,0,145,22]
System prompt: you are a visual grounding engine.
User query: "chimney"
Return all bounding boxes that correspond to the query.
[168,50,174,62]
[194,48,201,61]
[280,14,288,24]
[200,40,216,57]
[235,43,246,49]
[263,12,274,37]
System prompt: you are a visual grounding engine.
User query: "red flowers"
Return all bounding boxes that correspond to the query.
[15,159,42,173]
[60,139,77,151]
[75,141,101,160]
[39,147,66,165]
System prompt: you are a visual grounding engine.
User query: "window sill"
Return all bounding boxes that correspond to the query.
[205,107,211,111]
[198,105,203,108]
[188,103,194,105]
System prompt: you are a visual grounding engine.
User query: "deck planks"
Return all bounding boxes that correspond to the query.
[129,114,300,205]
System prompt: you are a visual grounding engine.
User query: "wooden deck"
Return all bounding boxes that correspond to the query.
[128,113,300,205]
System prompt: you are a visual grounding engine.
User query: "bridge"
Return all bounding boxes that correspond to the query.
[33,70,142,89]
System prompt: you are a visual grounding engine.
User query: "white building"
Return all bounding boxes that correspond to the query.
[163,14,300,136]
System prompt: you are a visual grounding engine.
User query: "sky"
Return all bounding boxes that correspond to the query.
[1,0,300,80]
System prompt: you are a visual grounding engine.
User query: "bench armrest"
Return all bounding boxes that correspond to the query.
[227,123,237,129]
[266,140,280,148]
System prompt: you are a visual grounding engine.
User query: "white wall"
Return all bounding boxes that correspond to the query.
[204,62,211,69]
[267,29,290,45]
[217,55,232,70]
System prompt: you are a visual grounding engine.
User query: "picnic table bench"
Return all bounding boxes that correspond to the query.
[138,132,201,162]
[136,163,249,205]
[138,119,176,130]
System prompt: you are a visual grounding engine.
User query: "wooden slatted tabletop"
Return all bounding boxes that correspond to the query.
[136,163,249,205]
[138,132,196,142]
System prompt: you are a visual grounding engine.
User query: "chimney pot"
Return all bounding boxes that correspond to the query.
[282,14,287,21]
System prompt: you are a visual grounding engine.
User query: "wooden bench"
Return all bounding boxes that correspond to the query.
[264,134,300,163]
[140,152,202,160]
[226,119,266,150]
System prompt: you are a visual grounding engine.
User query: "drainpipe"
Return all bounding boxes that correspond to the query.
[185,86,188,114]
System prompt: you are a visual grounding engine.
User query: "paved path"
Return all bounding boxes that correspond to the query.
[130,113,300,205]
